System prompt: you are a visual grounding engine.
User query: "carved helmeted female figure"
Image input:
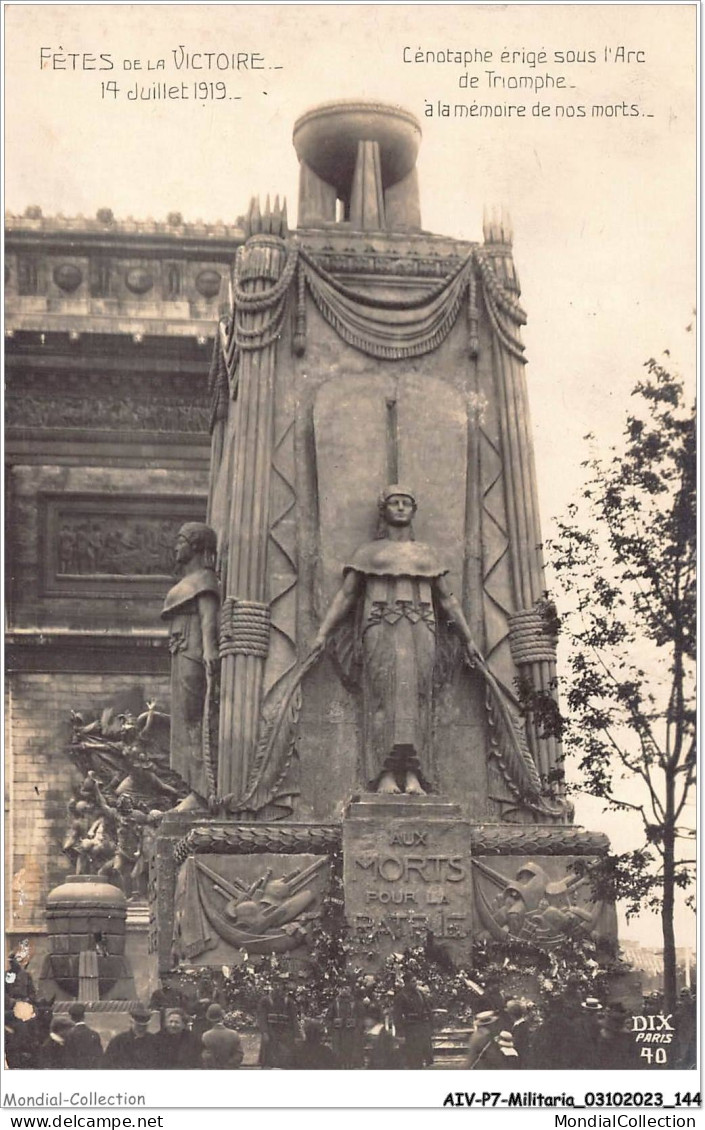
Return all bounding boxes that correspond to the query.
[314,486,479,795]
[161,522,220,806]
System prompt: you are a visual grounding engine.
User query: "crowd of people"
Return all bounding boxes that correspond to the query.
[4,952,698,1071]
[4,972,430,1071]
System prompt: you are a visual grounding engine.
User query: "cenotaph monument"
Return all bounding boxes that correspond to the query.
[151,101,615,977]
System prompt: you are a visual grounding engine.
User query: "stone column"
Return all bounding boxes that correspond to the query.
[349,140,385,230]
[484,237,562,786]
[218,233,288,805]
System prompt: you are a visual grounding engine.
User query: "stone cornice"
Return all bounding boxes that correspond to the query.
[6,629,171,674]
[5,214,241,335]
[5,211,245,251]
[4,310,220,338]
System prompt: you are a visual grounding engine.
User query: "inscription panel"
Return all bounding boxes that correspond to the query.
[343,811,472,966]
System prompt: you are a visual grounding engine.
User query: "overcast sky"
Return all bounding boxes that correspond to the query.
[5,3,696,950]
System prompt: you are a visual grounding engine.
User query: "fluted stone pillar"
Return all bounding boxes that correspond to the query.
[218,234,288,806]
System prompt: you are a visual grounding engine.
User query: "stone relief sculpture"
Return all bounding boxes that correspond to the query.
[472,858,618,947]
[135,101,618,978]
[202,160,566,821]
[161,523,220,808]
[113,744,181,808]
[63,773,162,899]
[63,775,102,872]
[68,775,118,877]
[172,855,329,959]
[37,102,623,994]
[92,787,161,901]
[68,702,178,804]
[313,485,480,795]
[312,484,551,808]
[64,700,186,889]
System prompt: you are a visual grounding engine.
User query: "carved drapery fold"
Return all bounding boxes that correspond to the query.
[485,314,563,793]
[292,245,526,365]
[298,247,476,360]
[473,253,527,362]
[207,328,230,432]
[217,234,298,815]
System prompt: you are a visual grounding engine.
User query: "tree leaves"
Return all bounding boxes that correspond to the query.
[549,358,695,1010]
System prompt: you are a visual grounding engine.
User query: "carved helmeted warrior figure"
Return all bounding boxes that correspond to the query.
[63,775,102,871]
[93,786,159,899]
[161,523,220,807]
[314,486,481,795]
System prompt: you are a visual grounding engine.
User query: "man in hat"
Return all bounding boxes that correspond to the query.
[63,1002,103,1069]
[576,996,604,1070]
[505,998,532,1068]
[466,1010,501,1069]
[104,1003,157,1069]
[590,1004,635,1071]
[257,977,302,1068]
[39,1015,75,1069]
[393,973,434,1068]
[487,1030,520,1069]
[201,1003,244,1069]
[326,984,367,1069]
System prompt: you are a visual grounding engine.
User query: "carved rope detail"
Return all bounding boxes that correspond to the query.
[508,607,558,665]
[219,598,271,659]
[231,239,300,353]
[172,823,340,864]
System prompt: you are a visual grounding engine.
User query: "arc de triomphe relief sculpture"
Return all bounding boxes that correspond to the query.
[150,101,615,972]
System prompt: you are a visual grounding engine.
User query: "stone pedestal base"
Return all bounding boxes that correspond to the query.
[151,811,616,978]
[343,796,472,966]
[342,811,617,969]
[39,875,136,1000]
